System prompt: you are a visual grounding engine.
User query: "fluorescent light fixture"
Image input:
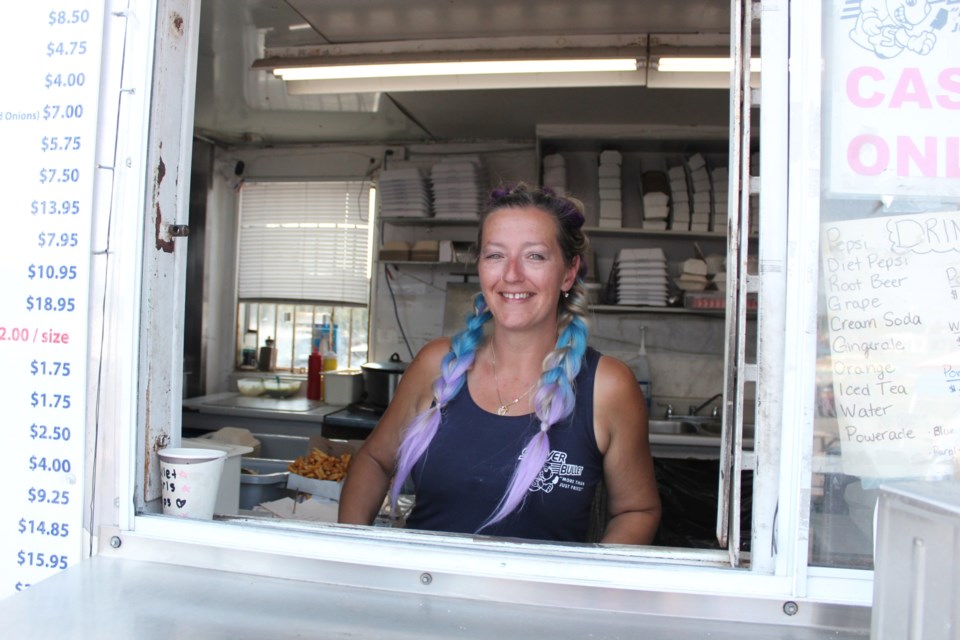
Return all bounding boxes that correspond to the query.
[656,57,761,73]
[274,58,638,81]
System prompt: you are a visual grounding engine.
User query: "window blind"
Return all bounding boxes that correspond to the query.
[238,181,372,304]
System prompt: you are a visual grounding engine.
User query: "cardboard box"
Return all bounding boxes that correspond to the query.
[286,436,363,501]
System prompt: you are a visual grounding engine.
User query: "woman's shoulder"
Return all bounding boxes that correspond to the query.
[397,338,453,385]
[594,353,641,403]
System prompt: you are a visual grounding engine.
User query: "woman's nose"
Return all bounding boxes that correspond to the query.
[502,256,523,282]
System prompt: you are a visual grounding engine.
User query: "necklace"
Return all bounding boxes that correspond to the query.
[490,346,538,416]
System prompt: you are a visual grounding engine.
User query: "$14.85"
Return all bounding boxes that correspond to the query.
[18,519,69,537]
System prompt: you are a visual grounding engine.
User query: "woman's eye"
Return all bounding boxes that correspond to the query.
[527,253,546,261]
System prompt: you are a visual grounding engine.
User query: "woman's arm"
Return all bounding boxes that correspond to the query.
[593,356,662,545]
[338,339,450,525]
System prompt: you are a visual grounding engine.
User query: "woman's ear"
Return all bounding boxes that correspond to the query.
[562,255,581,291]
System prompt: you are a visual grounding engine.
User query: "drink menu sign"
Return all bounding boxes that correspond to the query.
[825,0,960,198]
[0,3,103,600]
[821,211,960,478]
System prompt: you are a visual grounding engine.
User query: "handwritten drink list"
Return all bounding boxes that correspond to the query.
[821,211,960,479]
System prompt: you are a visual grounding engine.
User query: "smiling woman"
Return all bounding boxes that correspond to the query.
[339,184,661,543]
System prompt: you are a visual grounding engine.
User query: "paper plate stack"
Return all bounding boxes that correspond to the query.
[430,156,487,220]
[614,248,669,306]
[378,168,432,218]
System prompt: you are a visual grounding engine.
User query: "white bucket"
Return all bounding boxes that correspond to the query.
[158,447,227,519]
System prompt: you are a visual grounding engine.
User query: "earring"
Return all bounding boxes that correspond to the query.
[563,290,570,299]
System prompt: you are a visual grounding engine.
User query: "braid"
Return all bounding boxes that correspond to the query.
[389,294,492,511]
[480,278,590,530]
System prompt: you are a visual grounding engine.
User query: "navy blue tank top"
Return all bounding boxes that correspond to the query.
[405,347,603,541]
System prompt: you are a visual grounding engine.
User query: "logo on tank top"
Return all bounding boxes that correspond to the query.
[529,450,586,493]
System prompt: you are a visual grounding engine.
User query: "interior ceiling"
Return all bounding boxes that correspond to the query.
[194,0,735,146]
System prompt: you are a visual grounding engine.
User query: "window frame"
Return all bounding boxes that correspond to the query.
[96,0,875,617]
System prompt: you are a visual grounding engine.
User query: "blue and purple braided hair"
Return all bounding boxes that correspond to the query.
[389,184,592,530]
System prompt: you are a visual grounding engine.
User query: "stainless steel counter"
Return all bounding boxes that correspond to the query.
[0,555,869,639]
[182,393,747,460]
[181,392,347,437]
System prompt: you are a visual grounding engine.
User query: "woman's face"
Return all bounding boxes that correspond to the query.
[478,206,579,334]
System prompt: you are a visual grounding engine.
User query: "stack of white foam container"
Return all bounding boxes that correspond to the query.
[597,150,622,229]
[542,153,567,196]
[378,167,433,218]
[430,156,486,220]
[687,153,711,232]
[711,165,729,235]
[640,170,670,231]
[668,164,690,231]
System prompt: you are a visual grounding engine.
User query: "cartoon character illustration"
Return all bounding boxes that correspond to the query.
[849,0,947,58]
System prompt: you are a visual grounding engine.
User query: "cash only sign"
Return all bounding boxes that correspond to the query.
[821,1,960,479]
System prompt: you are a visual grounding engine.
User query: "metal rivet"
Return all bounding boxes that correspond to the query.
[783,601,799,616]
[110,536,122,549]
[419,572,432,585]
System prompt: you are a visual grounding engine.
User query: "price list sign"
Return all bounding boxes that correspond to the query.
[821,211,960,480]
[0,3,104,600]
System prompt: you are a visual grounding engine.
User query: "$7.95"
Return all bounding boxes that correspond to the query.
[38,232,78,248]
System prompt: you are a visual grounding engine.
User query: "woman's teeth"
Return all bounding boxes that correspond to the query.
[502,292,531,300]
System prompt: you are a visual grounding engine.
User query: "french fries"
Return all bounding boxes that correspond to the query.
[288,448,352,482]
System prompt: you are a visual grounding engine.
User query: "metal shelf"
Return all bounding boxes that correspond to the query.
[589,304,725,316]
[380,217,478,226]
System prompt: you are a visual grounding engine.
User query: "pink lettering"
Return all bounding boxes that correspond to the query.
[890,68,933,109]
[897,136,937,177]
[948,137,960,178]
[847,67,884,108]
[937,68,960,109]
[848,135,888,175]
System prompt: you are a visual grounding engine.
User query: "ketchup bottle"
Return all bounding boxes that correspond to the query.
[307,351,323,401]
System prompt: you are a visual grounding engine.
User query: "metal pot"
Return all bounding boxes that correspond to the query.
[361,353,407,407]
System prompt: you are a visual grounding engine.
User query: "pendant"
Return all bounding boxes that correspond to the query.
[497,405,508,416]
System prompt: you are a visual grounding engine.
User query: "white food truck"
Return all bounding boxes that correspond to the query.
[1,1,958,637]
